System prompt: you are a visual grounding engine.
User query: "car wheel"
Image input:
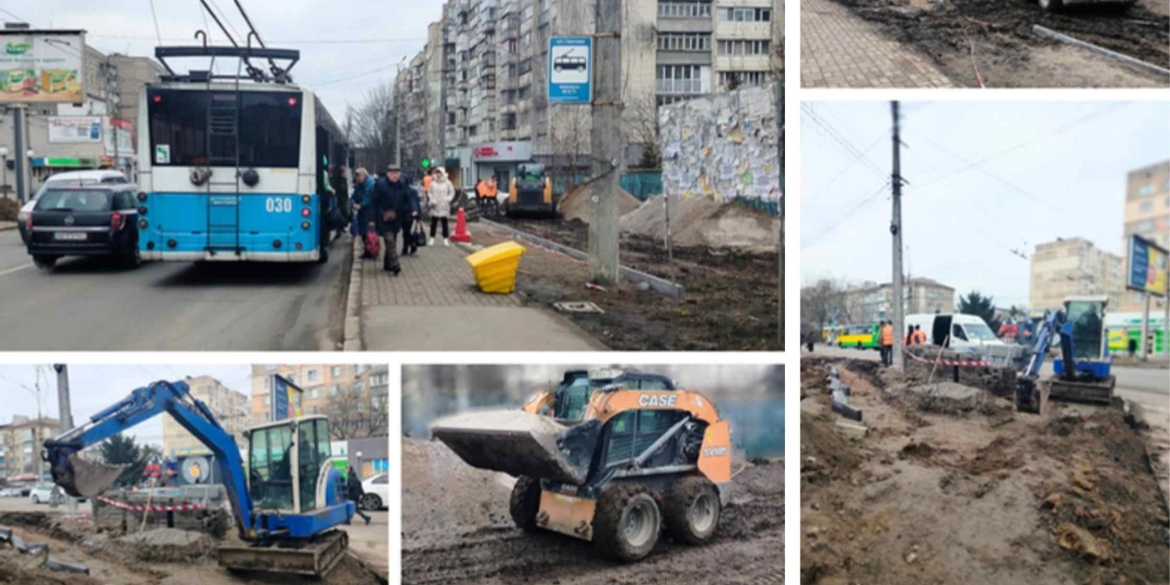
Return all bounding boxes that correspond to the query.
[33,255,57,271]
[318,244,330,264]
[123,246,142,269]
[32,495,39,504]
[359,493,382,511]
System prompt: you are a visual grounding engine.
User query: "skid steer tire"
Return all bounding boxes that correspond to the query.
[664,476,721,545]
[593,484,661,562]
[509,476,542,533]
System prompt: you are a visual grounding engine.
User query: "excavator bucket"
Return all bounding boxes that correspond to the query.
[52,453,125,498]
[431,410,601,485]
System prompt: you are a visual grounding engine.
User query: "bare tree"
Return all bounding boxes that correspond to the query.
[350,80,398,170]
[548,105,590,190]
[801,279,851,331]
[324,384,389,440]
[626,92,661,171]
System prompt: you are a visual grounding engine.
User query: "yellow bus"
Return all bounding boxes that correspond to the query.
[837,324,880,349]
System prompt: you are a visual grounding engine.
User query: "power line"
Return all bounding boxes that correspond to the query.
[804,129,890,203]
[86,34,429,45]
[802,180,890,248]
[313,62,399,89]
[0,8,29,23]
[801,104,886,181]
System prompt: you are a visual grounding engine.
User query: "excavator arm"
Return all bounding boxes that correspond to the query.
[42,380,257,538]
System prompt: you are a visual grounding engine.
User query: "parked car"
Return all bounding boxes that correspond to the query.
[25,184,142,270]
[0,487,22,497]
[18,170,129,243]
[28,484,56,504]
[359,473,389,510]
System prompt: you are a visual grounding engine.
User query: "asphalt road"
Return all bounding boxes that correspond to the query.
[0,229,348,350]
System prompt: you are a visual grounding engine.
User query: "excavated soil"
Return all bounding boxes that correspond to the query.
[0,512,385,585]
[402,438,784,584]
[831,0,1170,87]
[482,219,779,351]
[800,357,1170,585]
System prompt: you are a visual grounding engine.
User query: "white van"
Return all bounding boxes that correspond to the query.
[905,313,1005,353]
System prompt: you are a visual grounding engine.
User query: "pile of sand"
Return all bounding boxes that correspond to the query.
[621,195,780,252]
[400,439,514,541]
[556,182,641,222]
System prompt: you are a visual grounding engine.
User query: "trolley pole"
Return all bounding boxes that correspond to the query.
[891,101,905,370]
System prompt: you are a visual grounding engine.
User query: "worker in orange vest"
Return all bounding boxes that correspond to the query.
[879,320,894,367]
[913,325,928,345]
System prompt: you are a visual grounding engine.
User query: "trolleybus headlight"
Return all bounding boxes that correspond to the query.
[301,221,311,230]
[301,208,311,217]
[302,195,311,204]
[138,220,148,229]
[137,192,147,202]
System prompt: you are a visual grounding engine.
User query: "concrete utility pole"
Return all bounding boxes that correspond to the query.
[776,81,784,351]
[890,101,905,370]
[588,0,623,287]
[1140,292,1150,362]
[53,364,78,514]
[13,105,28,203]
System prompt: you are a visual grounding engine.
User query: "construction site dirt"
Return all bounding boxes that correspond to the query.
[800,357,1170,585]
[401,438,785,585]
[829,0,1170,87]
[480,216,780,351]
[0,511,387,585]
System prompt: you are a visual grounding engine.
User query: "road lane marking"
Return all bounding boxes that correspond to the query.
[0,263,33,276]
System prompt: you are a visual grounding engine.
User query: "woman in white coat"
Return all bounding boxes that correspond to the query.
[426,167,457,247]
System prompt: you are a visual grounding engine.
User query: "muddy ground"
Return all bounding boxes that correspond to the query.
[0,512,386,585]
[800,358,1170,584]
[831,0,1170,87]
[402,438,784,585]
[480,217,780,351]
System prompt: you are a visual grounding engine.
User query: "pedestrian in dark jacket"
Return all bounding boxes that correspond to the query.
[373,164,410,275]
[346,467,371,525]
[401,182,422,257]
[350,168,376,244]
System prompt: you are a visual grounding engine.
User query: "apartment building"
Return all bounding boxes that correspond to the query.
[1121,160,1170,312]
[840,277,956,325]
[397,0,780,190]
[1029,237,1124,313]
[0,415,60,479]
[160,376,250,460]
[249,365,391,439]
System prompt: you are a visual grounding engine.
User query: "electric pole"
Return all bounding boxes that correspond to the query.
[891,101,905,370]
[13,105,28,203]
[776,80,784,351]
[54,364,78,513]
[588,0,623,287]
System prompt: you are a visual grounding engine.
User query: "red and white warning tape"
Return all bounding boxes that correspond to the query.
[95,496,205,512]
[905,351,994,368]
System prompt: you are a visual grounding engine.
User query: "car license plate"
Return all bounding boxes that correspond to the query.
[53,232,88,241]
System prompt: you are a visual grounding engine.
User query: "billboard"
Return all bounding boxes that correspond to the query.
[1126,234,1168,297]
[270,374,304,421]
[48,116,102,143]
[0,30,85,104]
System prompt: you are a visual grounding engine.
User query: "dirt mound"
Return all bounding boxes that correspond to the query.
[401,438,513,541]
[0,548,101,585]
[621,195,780,253]
[556,183,641,222]
[118,528,213,563]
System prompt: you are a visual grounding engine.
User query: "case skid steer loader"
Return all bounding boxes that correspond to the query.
[431,380,732,562]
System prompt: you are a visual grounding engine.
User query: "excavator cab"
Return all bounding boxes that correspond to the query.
[246,417,339,514]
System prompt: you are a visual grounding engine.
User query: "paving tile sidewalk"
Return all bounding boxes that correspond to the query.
[802,0,954,88]
[359,237,605,350]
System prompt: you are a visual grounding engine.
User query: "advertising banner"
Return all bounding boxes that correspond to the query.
[270,374,304,421]
[0,31,85,104]
[1127,234,1168,297]
[105,118,134,157]
[48,116,102,143]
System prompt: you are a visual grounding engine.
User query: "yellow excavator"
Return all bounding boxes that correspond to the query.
[432,372,733,561]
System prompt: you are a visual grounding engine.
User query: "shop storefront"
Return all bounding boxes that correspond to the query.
[471,141,533,189]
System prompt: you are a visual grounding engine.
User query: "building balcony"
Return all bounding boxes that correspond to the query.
[656,79,704,94]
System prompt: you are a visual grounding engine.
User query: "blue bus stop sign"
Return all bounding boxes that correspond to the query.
[549,37,593,104]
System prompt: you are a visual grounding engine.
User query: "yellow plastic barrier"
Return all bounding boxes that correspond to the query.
[465,241,527,294]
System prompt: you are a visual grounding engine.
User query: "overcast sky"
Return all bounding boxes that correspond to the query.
[801,101,1170,308]
[0,365,251,447]
[7,0,444,124]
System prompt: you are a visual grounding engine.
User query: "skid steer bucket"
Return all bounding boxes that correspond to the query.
[51,453,126,498]
[431,410,601,485]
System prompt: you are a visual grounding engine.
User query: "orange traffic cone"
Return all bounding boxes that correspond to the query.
[451,207,472,243]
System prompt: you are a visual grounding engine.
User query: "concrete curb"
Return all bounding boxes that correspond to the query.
[1033,25,1170,79]
[342,237,363,351]
[479,219,686,300]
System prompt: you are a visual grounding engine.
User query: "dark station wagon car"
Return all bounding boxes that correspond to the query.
[25,184,143,271]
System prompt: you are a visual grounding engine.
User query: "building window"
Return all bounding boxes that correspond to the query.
[718,7,771,22]
[717,70,767,88]
[264,364,277,371]
[355,364,364,375]
[354,382,364,394]
[307,370,319,382]
[1139,201,1154,213]
[656,65,703,94]
[717,39,771,56]
[658,33,711,52]
[523,5,534,21]
[519,85,531,100]
[310,388,319,399]
[263,395,270,406]
[658,2,712,18]
[519,58,532,75]
[329,384,340,397]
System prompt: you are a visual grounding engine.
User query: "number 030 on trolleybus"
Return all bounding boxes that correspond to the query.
[135,44,348,263]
